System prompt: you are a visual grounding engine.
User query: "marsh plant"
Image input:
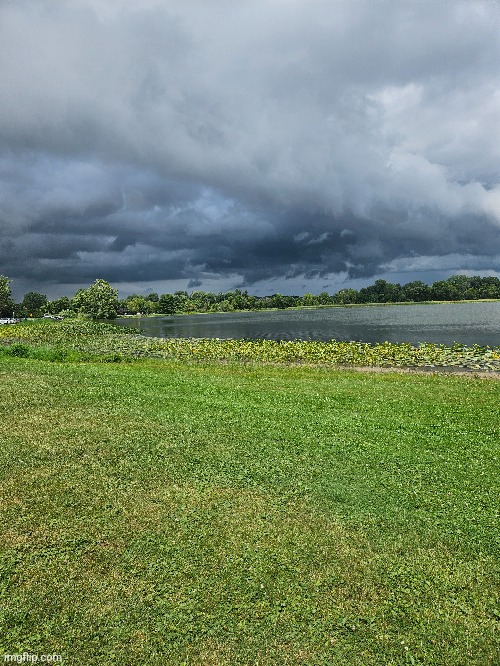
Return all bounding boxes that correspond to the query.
[1,319,500,371]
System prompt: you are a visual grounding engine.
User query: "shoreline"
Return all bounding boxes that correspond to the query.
[118,297,500,318]
[1,319,500,373]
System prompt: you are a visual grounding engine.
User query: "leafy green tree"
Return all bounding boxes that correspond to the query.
[158,294,176,315]
[173,291,188,313]
[245,295,259,309]
[22,292,48,317]
[268,293,286,309]
[225,289,249,310]
[462,276,482,300]
[125,295,148,314]
[145,299,157,314]
[430,280,456,301]
[431,275,481,301]
[48,296,72,314]
[13,303,26,318]
[216,299,235,312]
[477,276,500,299]
[446,275,472,298]
[71,289,86,311]
[72,279,119,319]
[334,288,360,305]
[302,293,318,306]
[192,291,217,311]
[402,281,431,302]
[123,293,159,314]
[318,291,332,305]
[184,294,203,312]
[0,275,14,317]
[359,279,403,303]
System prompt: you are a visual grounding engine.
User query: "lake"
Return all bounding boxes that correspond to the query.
[114,301,500,347]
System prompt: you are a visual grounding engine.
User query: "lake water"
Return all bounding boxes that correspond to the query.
[114,302,500,347]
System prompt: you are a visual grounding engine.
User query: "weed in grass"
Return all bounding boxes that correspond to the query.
[6,342,30,357]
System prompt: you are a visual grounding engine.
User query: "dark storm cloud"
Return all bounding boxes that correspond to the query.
[1,0,500,297]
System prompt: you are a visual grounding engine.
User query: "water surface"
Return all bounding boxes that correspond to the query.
[114,302,500,347]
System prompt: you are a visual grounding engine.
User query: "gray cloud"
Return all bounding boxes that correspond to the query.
[1,0,500,298]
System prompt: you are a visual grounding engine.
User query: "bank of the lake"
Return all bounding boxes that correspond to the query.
[123,298,500,315]
[1,318,500,371]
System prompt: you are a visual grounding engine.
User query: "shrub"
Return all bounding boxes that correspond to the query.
[7,343,30,357]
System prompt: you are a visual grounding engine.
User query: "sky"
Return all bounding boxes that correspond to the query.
[1,0,500,300]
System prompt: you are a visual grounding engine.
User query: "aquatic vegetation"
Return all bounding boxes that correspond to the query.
[1,319,500,371]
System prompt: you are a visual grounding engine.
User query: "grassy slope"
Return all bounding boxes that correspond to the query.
[0,357,499,665]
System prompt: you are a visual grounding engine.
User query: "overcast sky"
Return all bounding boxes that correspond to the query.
[1,0,500,299]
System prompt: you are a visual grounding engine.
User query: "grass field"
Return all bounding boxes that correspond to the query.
[0,353,498,665]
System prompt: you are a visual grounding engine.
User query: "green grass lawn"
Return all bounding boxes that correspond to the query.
[0,357,499,665]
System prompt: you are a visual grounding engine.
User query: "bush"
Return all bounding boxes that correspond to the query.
[102,352,124,363]
[31,347,71,362]
[7,343,30,357]
[58,309,77,319]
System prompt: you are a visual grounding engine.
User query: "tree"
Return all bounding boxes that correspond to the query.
[124,295,148,314]
[21,292,48,317]
[302,293,318,306]
[446,275,472,299]
[478,276,500,299]
[48,296,72,314]
[216,299,235,312]
[230,289,250,310]
[158,293,176,315]
[334,288,359,305]
[270,293,287,309]
[318,291,332,305]
[0,275,14,317]
[72,279,119,319]
[358,279,403,303]
[402,281,431,302]
[430,280,456,301]
[173,291,188,313]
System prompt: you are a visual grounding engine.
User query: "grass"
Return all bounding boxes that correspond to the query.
[0,353,499,665]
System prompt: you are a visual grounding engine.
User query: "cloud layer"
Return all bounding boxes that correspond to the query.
[1,0,500,297]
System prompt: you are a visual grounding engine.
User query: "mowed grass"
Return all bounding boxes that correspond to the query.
[0,358,498,665]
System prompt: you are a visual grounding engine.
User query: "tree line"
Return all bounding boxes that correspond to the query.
[1,274,500,320]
